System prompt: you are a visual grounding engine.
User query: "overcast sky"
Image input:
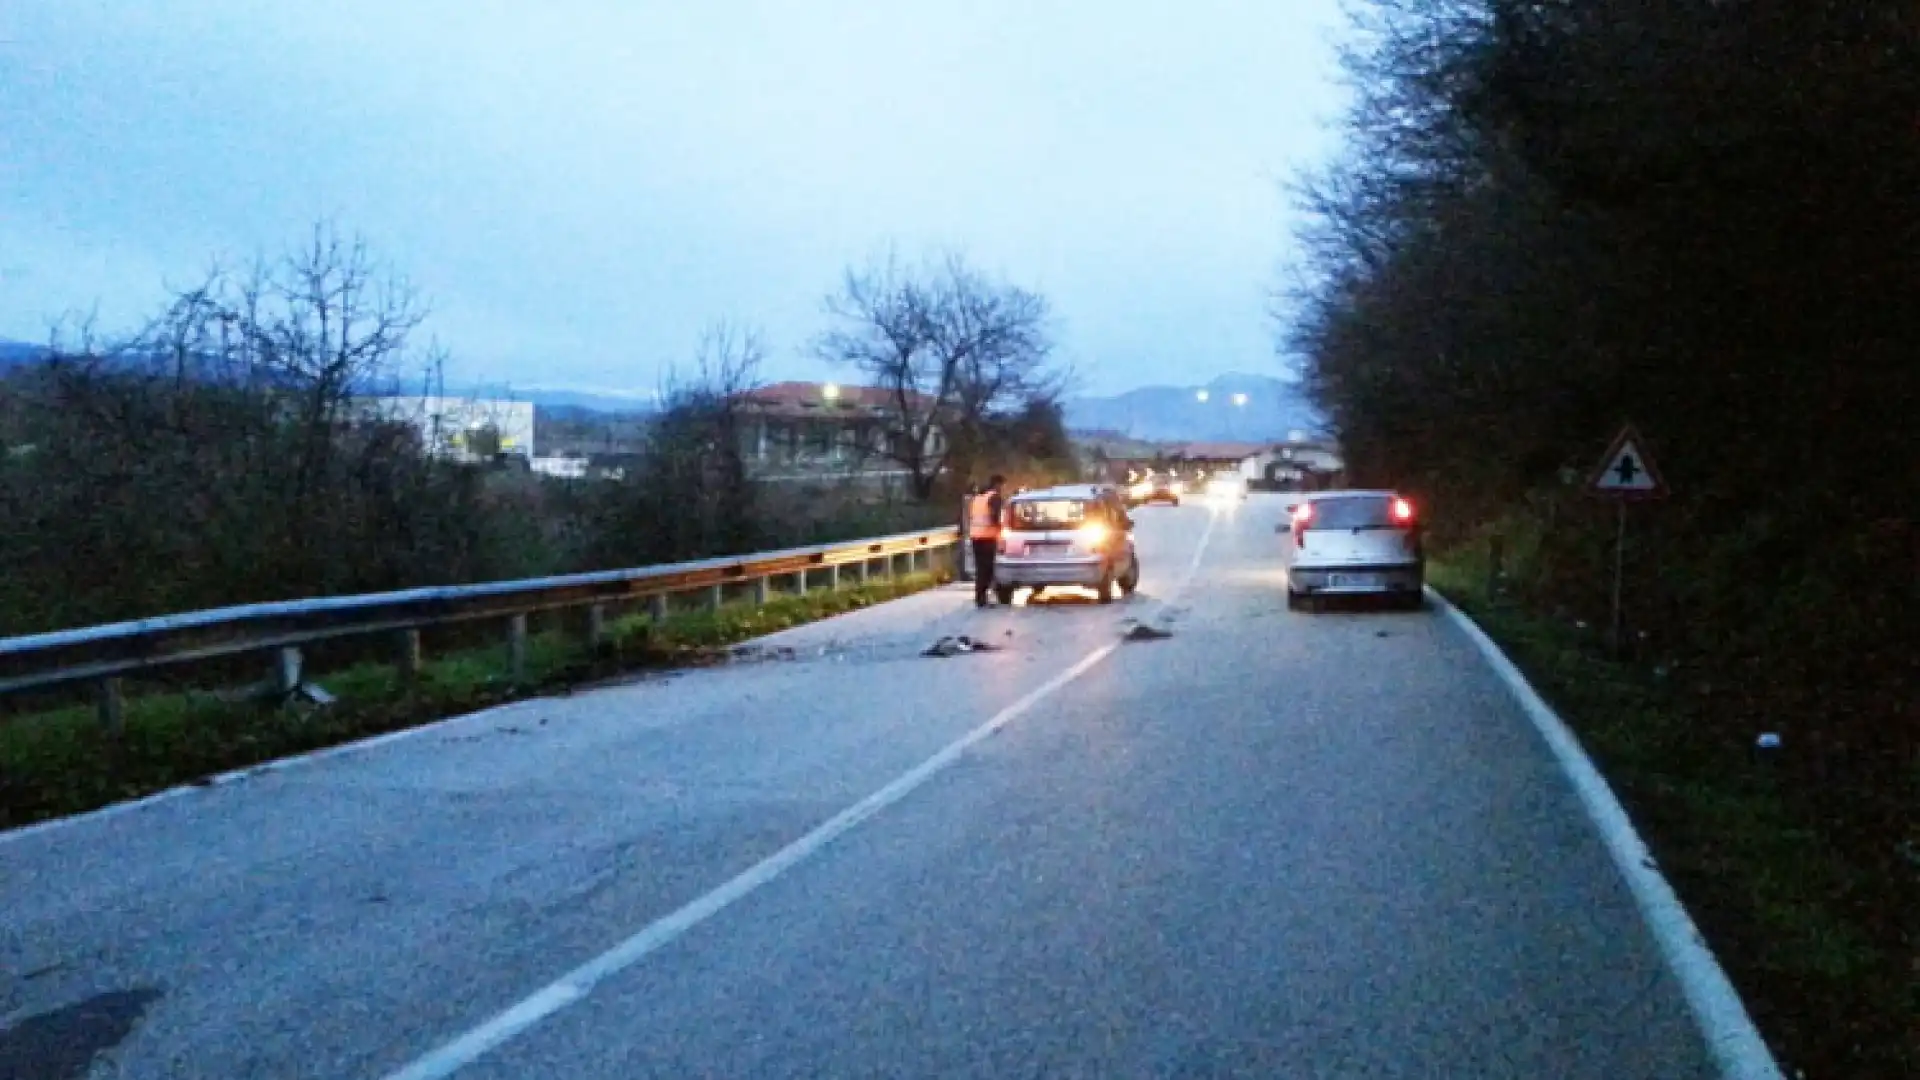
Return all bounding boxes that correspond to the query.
[1,1,1347,397]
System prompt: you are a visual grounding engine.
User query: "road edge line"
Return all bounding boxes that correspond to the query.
[1425,585,1785,1080]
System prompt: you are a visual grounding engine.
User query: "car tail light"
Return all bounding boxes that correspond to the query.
[1391,497,1414,524]
[1078,521,1109,548]
[1290,501,1311,546]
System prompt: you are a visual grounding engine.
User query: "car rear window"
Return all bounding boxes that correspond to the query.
[1010,498,1090,530]
[1303,495,1394,529]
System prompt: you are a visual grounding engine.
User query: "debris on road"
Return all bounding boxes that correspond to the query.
[921,635,1000,657]
[1122,623,1173,642]
[727,644,800,664]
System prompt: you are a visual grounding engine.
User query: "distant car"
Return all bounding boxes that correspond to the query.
[1281,489,1425,611]
[1126,473,1180,507]
[1205,473,1248,501]
[995,484,1140,604]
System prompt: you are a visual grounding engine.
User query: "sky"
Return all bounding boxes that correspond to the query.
[1,0,1349,398]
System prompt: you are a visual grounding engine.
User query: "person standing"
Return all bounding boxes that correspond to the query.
[967,474,1007,607]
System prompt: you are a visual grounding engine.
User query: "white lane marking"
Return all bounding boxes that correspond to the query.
[1175,506,1219,599]
[379,645,1119,1080]
[382,505,1221,1080]
[1428,587,1785,1080]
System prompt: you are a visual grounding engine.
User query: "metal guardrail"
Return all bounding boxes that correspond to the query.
[0,526,962,730]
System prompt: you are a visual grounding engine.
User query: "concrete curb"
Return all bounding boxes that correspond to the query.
[1425,585,1786,1080]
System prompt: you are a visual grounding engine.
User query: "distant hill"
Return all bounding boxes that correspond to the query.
[0,339,49,370]
[459,384,660,416]
[4,341,1321,442]
[0,342,665,418]
[1063,372,1324,443]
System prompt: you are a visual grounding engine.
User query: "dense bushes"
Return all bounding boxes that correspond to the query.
[1286,1,1916,1071]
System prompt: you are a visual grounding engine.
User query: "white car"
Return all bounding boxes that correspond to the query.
[1205,473,1248,501]
[994,484,1140,604]
[1280,489,1425,611]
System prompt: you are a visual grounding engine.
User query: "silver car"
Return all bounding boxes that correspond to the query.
[993,484,1140,605]
[1280,489,1425,611]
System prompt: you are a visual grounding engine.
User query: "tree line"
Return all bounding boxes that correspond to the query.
[1285,0,1914,1069]
[0,228,1076,637]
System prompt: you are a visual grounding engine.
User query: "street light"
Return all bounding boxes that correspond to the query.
[1232,392,1247,407]
[1195,389,1209,402]
[821,382,841,402]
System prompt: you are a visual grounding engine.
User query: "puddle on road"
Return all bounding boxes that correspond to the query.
[0,986,162,1080]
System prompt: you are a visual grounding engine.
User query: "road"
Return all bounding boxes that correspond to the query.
[0,496,1718,1079]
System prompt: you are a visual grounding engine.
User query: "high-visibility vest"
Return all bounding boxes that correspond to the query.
[967,492,1001,539]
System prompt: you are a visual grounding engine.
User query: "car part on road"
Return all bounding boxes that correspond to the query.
[920,635,1001,658]
[1122,623,1172,641]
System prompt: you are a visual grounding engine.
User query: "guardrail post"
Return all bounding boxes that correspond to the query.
[273,647,303,698]
[706,584,724,611]
[827,565,840,590]
[395,630,422,683]
[648,594,668,623]
[586,603,607,648]
[507,614,528,682]
[97,677,124,736]
[794,569,809,596]
[752,576,770,605]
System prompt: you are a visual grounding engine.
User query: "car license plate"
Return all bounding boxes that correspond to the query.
[1028,542,1065,553]
[1328,573,1378,588]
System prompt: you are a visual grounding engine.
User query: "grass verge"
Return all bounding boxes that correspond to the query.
[0,571,947,832]
[1429,552,1916,1080]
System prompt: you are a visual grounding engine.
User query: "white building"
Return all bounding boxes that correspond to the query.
[529,454,589,479]
[1239,437,1344,488]
[355,396,536,463]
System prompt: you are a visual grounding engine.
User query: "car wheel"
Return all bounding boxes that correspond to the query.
[994,584,1016,606]
[1286,589,1301,611]
[1398,590,1425,612]
[1097,565,1116,604]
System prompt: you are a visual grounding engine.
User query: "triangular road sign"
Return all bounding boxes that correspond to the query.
[1588,424,1667,498]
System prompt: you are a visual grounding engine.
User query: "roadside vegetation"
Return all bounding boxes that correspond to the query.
[0,573,943,829]
[0,227,1080,828]
[1287,3,1917,1075]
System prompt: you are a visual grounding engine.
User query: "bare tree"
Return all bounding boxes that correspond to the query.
[815,249,1058,499]
[0,223,511,632]
[577,320,768,568]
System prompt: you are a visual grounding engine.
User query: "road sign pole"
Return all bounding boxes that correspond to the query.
[1587,422,1666,659]
[1609,500,1626,657]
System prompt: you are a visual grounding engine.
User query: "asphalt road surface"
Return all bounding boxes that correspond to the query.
[0,495,1719,1079]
